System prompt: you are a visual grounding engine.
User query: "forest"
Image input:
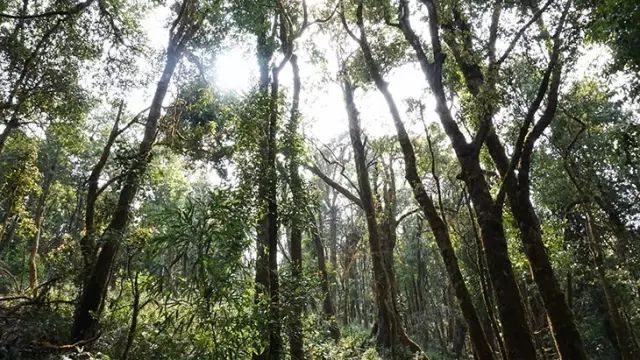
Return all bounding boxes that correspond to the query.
[0,0,639,358]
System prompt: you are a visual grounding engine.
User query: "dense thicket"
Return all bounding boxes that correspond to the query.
[0,0,638,359]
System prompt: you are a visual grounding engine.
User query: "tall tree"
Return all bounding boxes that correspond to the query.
[342,1,496,358]
[71,0,215,339]
[340,72,424,357]
[387,0,589,358]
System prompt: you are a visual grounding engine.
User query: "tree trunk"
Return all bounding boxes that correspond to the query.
[80,101,125,279]
[430,0,586,355]
[485,130,588,360]
[71,42,181,341]
[342,76,423,357]
[465,190,507,360]
[253,24,282,359]
[585,210,639,360]
[286,54,304,360]
[393,2,537,357]
[311,213,340,340]
[353,10,494,358]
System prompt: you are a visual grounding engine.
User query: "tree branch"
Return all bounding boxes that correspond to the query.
[0,0,96,19]
[495,0,554,67]
[307,164,363,207]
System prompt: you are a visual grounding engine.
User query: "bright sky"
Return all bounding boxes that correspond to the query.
[134,3,438,145]
[131,2,616,148]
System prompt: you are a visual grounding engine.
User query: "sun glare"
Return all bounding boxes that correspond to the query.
[213,48,257,93]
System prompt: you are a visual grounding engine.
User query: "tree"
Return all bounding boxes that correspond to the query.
[71,0,218,339]
[340,72,424,357]
[341,1,495,357]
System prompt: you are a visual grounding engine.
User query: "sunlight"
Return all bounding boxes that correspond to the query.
[213,48,257,93]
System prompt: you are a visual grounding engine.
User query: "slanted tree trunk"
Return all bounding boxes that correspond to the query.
[79,101,135,279]
[350,4,494,357]
[465,190,507,360]
[72,49,180,340]
[393,1,538,358]
[71,5,200,337]
[431,2,587,357]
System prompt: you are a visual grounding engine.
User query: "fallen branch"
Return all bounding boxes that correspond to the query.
[35,332,102,351]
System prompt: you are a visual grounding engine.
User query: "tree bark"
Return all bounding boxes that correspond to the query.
[393,1,538,356]
[80,101,126,279]
[434,2,587,357]
[253,16,287,357]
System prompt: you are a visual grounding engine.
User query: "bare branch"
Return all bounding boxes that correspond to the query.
[395,207,420,225]
[307,164,363,208]
[495,0,554,67]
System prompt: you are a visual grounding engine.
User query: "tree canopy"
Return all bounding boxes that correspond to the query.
[0,0,638,359]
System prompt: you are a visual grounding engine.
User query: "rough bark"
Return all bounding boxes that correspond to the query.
[487,127,587,360]
[436,3,588,357]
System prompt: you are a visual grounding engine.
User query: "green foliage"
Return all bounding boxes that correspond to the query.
[1,1,639,359]
[580,0,640,99]
[115,188,260,359]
